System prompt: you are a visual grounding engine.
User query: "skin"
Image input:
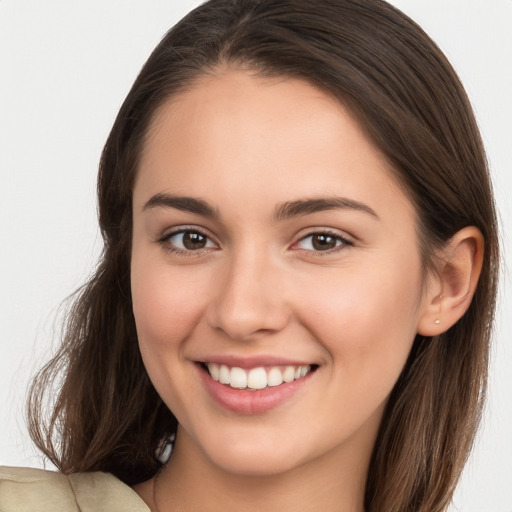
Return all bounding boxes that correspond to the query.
[130,70,483,511]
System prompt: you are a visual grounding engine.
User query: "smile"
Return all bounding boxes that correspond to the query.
[205,363,313,390]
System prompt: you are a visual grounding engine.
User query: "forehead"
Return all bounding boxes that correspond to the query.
[134,69,413,223]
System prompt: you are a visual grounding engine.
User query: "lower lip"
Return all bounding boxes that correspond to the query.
[197,365,314,415]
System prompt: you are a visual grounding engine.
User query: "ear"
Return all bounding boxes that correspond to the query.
[417,226,484,336]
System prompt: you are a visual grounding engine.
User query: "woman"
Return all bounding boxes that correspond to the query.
[0,0,499,511]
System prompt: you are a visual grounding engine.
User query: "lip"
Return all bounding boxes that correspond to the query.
[196,362,316,415]
[197,354,315,370]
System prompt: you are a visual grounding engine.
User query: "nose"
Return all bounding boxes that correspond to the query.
[206,247,290,342]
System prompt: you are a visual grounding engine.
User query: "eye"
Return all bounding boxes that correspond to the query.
[295,232,351,252]
[162,229,217,252]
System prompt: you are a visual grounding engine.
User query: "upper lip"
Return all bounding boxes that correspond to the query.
[196,354,317,369]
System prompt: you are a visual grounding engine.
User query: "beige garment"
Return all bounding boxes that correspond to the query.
[0,466,150,512]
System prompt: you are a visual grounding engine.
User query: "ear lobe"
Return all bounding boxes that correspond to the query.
[417,226,484,336]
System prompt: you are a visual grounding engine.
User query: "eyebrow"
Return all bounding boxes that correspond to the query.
[142,193,378,221]
[273,197,379,221]
[143,193,220,219]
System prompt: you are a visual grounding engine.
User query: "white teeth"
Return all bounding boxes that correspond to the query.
[247,367,267,390]
[206,363,312,390]
[282,366,295,383]
[208,363,220,381]
[219,364,230,384]
[229,367,247,389]
[267,367,283,387]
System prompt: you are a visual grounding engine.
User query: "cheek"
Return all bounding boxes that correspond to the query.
[130,255,210,372]
[132,254,205,334]
[130,258,215,418]
[295,257,423,381]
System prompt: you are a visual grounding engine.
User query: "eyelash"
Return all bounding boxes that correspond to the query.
[157,228,353,256]
[293,230,353,255]
[157,227,217,256]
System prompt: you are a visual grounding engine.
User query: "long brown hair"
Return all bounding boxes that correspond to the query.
[28,1,499,510]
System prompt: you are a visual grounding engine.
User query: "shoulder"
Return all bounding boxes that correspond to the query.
[0,466,150,512]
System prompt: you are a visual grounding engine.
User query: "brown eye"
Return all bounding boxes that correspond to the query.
[311,234,338,250]
[296,232,350,252]
[165,230,216,252]
[183,231,207,250]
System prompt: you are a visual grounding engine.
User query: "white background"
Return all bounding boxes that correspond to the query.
[1,1,511,510]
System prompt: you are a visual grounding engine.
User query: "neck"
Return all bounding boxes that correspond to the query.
[147,426,373,512]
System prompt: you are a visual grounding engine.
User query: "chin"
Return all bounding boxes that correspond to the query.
[190,426,310,477]
[207,445,305,477]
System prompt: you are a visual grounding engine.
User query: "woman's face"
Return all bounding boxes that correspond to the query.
[131,70,431,477]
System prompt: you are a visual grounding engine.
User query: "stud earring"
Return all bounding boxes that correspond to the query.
[434,319,440,325]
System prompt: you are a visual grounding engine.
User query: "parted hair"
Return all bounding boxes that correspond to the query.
[28,1,499,511]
